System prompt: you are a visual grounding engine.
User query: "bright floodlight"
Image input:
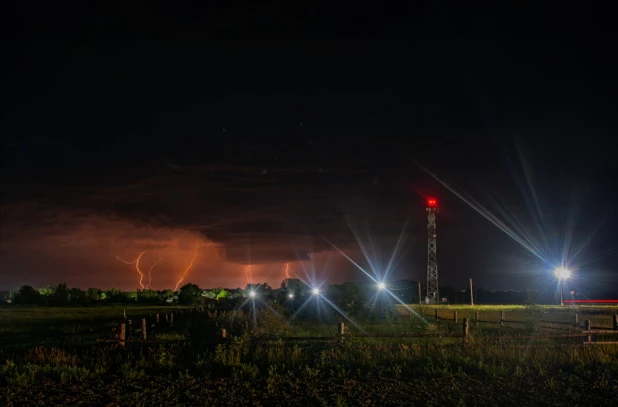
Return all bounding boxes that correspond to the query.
[249,290,256,298]
[554,267,571,280]
[312,288,320,295]
[377,282,386,290]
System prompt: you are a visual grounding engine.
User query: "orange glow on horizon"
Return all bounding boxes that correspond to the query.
[245,264,251,285]
[116,251,146,289]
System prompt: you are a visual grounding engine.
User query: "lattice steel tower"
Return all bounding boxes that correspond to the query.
[426,198,439,303]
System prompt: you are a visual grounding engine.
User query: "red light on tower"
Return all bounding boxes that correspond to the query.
[427,198,438,208]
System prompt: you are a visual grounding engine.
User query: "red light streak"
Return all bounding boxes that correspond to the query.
[146,252,162,289]
[116,251,146,289]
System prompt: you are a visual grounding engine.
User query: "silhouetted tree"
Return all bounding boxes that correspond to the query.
[138,289,160,303]
[53,283,69,305]
[14,285,44,304]
[215,289,229,300]
[69,288,90,305]
[125,291,138,302]
[104,288,122,302]
[38,286,55,297]
[86,288,101,301]
[162,289,175,300]
[179,283,201,305]
[341,282,361,315]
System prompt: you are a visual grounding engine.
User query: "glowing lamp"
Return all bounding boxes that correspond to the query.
[249,291,256,298]
[312,288,320,295]
[288,293,294,299]
[427,198,438,207]
[377,282,386,290]
[553,267,571,280]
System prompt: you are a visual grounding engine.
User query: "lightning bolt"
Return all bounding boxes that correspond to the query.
[281,262,291,288]
[116,251,146,289]
[146,252,162,289]
[174,242,199,292]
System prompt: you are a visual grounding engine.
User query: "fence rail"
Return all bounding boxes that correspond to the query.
[424,309,618,331]
[109,306,206,348]
[24,306,616,350]
[252,318,618,347]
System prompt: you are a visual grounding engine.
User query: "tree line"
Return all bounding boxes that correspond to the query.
[1,279,564,309]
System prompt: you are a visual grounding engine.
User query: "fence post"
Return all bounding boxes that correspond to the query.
[221,328,227,339]
[574,313,579,326]
[613,313,617,331]
[585,320,591,343]
[463,317,469,338]
[500,310,505,327]
[156,314,160,324]
[454,311,458,323]
[170,312,174,326]
[119,323,126,348]
[141,318,147,340]
[435,309,439,322]
[337,322,345,343]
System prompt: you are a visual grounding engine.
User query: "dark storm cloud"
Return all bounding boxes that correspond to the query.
[2,162,415,266]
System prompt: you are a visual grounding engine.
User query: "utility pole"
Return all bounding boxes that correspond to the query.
[418,282,422,306]
[426,198,439,303]
[470,278,474,306]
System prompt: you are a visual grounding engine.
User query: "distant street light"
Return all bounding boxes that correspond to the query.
[288,293,294,299]
[554,267,571,280]
[249,291,256,298]
[312,288,320,295]
[554,267,571,306]
[377,282,387,291]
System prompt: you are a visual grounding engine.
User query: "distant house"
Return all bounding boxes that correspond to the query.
[165,295,179,304]
[198,297,217,308]
[1,291,12,305]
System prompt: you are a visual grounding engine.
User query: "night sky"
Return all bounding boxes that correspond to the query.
[2,3,617,296]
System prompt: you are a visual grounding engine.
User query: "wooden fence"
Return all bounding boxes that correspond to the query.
[254,315,618,347]
[427,309,618,331]
[103,306,206,347]
[101,308,618,349]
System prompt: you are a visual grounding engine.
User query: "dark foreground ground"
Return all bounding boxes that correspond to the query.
[3,369,618,407]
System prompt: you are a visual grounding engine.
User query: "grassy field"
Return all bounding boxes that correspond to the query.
[402,304,618,326]
[1,304,618,406]
[0,304,194,352]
